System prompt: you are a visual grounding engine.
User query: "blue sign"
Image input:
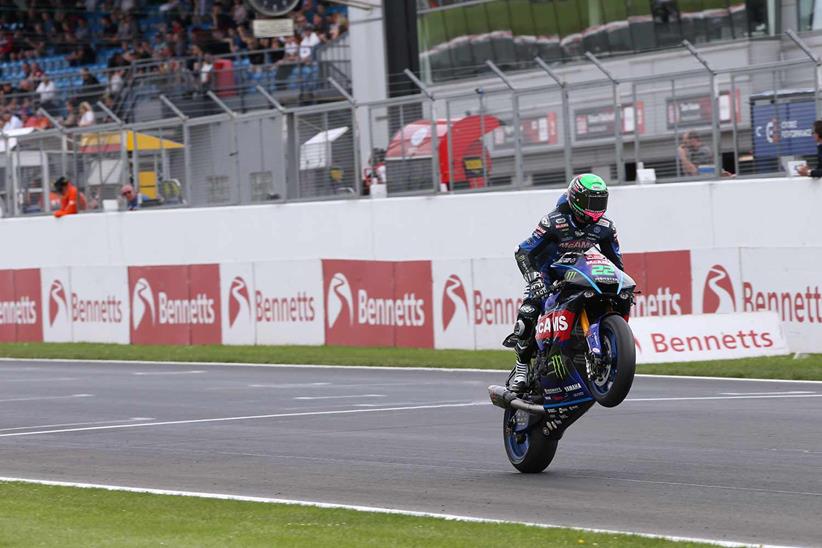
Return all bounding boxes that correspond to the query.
[752,101,816,159]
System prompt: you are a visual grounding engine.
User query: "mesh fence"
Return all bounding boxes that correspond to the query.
[235,113,287,203]
[517,87,568,187]
[443,88,515,191]
[8,132,65,216]
[294,106,357,199]
[187,116,238,206]
[65,125,127,212]
[369,98,436,196]
[565,79,623,183]
[131,122,188,208]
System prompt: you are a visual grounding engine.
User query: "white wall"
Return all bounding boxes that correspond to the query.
[1,178,820,269]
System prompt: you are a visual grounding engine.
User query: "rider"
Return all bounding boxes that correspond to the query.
[508,173,623,393]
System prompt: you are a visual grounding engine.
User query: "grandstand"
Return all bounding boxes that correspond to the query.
[0,0,351,127]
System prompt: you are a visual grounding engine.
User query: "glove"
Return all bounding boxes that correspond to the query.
[527,275,549,299]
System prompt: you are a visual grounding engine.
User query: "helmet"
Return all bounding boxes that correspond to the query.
[54,176,69,193]
[567,173,608,224]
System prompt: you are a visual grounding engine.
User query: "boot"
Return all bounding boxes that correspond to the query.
[508,361,529,393]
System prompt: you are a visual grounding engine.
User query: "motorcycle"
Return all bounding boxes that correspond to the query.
[489,250,637,473]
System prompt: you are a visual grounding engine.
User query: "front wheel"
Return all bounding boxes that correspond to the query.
[588,315,636,408]
[503,408,558,473]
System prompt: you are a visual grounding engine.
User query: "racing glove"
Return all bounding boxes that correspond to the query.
[526,273,549,299]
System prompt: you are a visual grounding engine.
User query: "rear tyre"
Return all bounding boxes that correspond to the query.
[588,315,636,408]
[503,408,558,473]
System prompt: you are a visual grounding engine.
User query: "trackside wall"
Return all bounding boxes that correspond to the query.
[0,178,819,353]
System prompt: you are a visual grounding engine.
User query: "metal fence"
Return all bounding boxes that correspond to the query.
[3,38,821,218]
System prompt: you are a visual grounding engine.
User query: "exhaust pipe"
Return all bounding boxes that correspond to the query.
[488,385,545,415]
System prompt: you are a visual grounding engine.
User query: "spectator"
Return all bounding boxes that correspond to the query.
[36,75,57,109]
[78,101,95,127]
[80,67,101,103]
[796,120,822,178]
[198,53,214,92]
[22,109,50,129]
[299,25,321,64]
[2,110,22,132]
[678,131,711,176]
[120,183,146,210]
[62,100,78,127]
[108,69,125,96]
[53,177,79,218]
[232,0,249,27]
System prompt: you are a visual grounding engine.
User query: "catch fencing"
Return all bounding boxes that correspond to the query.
[2,43,821,218]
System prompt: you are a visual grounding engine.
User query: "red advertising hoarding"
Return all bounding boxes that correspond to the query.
[128,264,221,345]
[0,269,42,342]
[323,259,434,348]
[623,250,692,317]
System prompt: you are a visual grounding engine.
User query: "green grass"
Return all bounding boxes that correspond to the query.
[0,342,819,381]
[0,481,712,547]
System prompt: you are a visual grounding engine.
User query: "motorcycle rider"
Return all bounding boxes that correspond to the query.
[508,173,623,393]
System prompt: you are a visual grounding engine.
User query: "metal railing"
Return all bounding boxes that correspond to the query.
[2,38,820,218]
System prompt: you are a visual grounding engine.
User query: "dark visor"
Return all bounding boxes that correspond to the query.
[585,195,608,212]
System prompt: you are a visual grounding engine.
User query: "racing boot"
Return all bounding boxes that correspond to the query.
[508,361,529,393]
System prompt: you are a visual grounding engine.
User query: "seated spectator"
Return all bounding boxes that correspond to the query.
[62,100,78,127]
[22,109,50,130]
[299,25,321,64]
[80,67,101,103]
[120,183,146,210]
[36,75,57,109]
[197,53,215,92]
[678,131,712,176]
[2,109,22,132]
[108,69,125,96]
[78,101,95,127]
[678,131,733,178]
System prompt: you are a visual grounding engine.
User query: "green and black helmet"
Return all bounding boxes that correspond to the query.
[567,173,608,224]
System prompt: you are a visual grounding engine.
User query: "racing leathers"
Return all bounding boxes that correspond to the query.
[508,198,623,391]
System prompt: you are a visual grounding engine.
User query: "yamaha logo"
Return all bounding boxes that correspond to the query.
[131,277,156,329]
[228,276,251,328]
[702,265,736,314]
[441,274,468,330]
[48,279,68,327]
[326,272,353,328]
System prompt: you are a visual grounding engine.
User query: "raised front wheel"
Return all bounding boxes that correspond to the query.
[588,315,636,408]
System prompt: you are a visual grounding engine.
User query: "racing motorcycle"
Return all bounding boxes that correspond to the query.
[489,250,637,473]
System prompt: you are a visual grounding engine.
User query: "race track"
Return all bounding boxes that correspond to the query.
[0,359,819,547]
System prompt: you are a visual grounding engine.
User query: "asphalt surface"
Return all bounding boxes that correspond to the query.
[0,360,820,546]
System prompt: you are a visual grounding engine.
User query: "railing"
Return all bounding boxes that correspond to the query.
[1,38,820,219]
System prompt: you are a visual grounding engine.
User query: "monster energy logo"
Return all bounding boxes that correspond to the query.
[551,354,569,378]
[564,270,577,281]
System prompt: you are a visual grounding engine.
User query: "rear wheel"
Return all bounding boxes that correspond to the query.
[588,315,636,408]
[503,408,558,473]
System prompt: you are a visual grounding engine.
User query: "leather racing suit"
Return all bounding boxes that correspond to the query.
[510,196,623,367]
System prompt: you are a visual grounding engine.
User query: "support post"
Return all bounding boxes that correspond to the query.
[403,68,440,193]
[487,60,523,187]
[682,40,721,178]
[785,29,821,119]
[207,91,242,204]
[585,52,624,184]
[160,95,192,205]
[328,77,361,196]
[534,57,572,183]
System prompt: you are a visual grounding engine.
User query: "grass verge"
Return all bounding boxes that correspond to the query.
[0,481,713,547]
[0,342,819,381]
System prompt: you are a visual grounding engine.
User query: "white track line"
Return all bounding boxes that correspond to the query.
[719,391,814,396]
[0,417,154,433]
[132,370,205,376]
[0,476,786,548]
[628,394,822,402]
[294,394,385,400]
[1,356,821,384]
[0,394,93,404]
[0,401,487,439]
